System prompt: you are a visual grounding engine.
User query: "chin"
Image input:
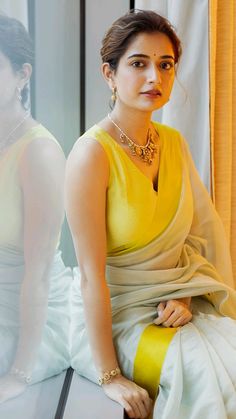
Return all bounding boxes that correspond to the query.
[138,98,167,112]
[136,103,163,113]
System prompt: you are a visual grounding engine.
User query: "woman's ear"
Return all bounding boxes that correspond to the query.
[18,63,32,90]
[101,62,115,90]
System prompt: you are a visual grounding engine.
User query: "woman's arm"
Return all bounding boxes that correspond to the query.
[0,137,66,403]
[65,138,152,419]
[66,139,118,372]
[13,138,65,371]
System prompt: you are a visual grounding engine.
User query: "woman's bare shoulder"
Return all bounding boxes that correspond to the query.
[66,136,110,188]
[68,136,109,171]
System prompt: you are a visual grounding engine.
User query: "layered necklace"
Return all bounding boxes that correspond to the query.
[108,113,159,165]
[0,111,30,154]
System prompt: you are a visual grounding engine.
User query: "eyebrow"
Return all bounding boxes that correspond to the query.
[127,54,175,60]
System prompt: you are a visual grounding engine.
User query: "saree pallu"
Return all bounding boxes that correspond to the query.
[0,247,72,383]
[71,135,236,418]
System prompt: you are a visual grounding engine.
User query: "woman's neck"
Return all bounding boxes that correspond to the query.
[0,104,28,139]
[109,104,153,146]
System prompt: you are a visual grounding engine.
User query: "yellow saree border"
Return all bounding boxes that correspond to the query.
[133,324,178,400]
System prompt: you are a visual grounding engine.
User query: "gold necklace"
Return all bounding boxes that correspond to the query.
[107,113,158,165]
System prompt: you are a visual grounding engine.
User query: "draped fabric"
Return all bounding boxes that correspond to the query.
[135,0,211,190]
[209,0,236,287]
[0,247,71,382]
[71,123,236,417]
[136,0,236,287]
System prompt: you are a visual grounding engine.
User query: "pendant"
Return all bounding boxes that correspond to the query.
[119,128,159,165]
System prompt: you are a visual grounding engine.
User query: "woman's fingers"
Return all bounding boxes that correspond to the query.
[119,393,150,418]
[154,299,192,327]
[154,304,174,325]
[124,393,142,418]
[103,375,152,418]
[129,388,151,418]
[161,305,189,327]
[140,388,153,413]
[119,397,136,418]
[135,390,152,418]
[171,313,192,328]
[161,309,182,327]
[133,399,146,418]
[156,301,166,314]
[162,309,192,327]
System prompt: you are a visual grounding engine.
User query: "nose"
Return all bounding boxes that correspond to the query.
[147,64,161,84]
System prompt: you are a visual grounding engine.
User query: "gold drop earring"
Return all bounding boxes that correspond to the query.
[111,87,117,103]
[109,86,117,110]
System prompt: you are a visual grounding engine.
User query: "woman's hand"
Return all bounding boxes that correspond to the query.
[102,374,153,419]
[154,298,192,327]
[0,374,27,404]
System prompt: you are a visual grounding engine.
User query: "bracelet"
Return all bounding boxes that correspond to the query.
[98,367,121,385]
[10,367,32,384]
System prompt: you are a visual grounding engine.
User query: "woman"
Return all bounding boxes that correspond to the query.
[66,10,236,419]
[0,15,72,403]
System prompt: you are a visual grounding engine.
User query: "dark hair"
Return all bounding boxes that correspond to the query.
[0,14,34,107]
[100,9,182,71]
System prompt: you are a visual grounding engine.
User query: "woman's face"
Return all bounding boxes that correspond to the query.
[112,31,176,112]
[0,49,21,111]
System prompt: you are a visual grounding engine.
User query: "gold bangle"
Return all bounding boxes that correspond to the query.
[10,367,32,384]
[98,367,121,385]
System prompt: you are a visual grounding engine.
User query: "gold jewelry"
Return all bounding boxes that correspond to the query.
[17,86,22,102]
[98,367,121,385]
[107,113,158,165]
[10,367,32,384]
[0,111,30,154]
[111,87,117,103]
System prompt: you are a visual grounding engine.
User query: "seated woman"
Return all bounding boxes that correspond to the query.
[66,10,236,419]
[0,15,72,403]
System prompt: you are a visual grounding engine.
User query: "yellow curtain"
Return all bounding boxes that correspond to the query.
[209,0,236,287]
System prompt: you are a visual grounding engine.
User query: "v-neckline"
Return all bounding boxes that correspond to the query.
[94,122,161,195]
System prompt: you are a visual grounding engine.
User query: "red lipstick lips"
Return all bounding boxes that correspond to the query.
[142,89,162,95]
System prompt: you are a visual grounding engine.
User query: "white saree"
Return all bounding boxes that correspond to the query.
[71,132,236,418]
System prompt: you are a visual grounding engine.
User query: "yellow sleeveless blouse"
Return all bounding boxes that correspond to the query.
[81,122,183,256]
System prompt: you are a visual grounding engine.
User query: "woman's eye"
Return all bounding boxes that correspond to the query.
[131,61,145,68]
[160,61,174,70]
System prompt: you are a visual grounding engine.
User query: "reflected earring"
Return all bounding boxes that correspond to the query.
[17,87,22,102]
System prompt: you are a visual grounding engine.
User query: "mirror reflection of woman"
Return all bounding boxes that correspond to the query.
[0,15,72,403]
[66,10,236,419]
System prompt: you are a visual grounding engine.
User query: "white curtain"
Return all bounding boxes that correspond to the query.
[135,0,210,190]
[0,0,28,26]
